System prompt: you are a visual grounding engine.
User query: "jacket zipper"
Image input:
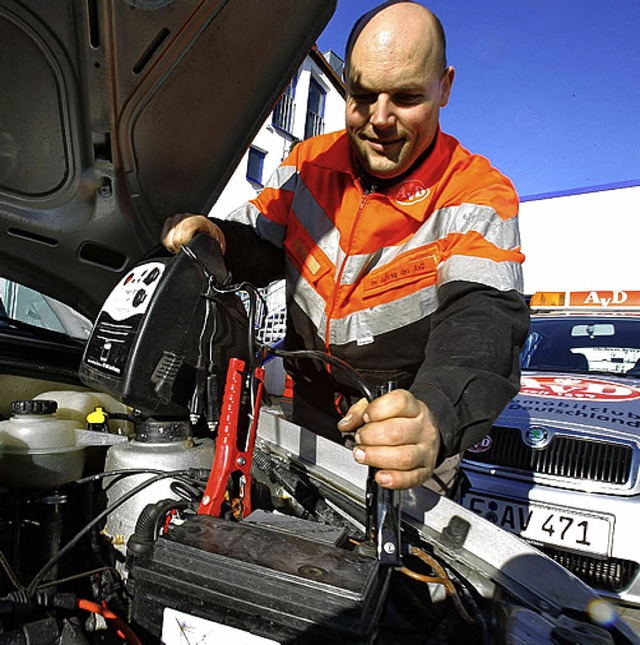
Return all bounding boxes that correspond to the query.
[325,185,372,351]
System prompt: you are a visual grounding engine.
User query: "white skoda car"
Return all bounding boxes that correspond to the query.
[462,290,640,609]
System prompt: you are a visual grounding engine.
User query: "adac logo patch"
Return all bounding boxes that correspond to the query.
[520,376,640,401]
[467,435,492,453]
[393,180,430,206]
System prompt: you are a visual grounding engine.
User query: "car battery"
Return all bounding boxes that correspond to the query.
[129,513,389,644]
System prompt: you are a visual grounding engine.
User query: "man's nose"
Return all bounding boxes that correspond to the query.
[370,95,395,127]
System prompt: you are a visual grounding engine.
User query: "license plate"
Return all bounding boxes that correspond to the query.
[462,493,613,556]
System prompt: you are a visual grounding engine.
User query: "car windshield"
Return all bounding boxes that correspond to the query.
[0,278,92,341]
[520,316,640,375]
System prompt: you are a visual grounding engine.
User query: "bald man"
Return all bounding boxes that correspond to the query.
[162,1,529,494]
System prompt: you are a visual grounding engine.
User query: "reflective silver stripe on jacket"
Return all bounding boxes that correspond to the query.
[439,256,524,291]
[227,201,287,247]
[290,182,341,263]
[328,284,440,346]
[265,165,298,191]
[226,165,298,247]
[339,204,521,286]
[287,259,440,346]
[432,203,522,250]
[286,259,328,337]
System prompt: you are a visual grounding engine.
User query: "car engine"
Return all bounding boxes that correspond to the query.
[0,238,636,644]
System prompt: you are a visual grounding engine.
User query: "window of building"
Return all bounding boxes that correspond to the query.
[246,147,266,185]
[272,76,297,134]
[304,77,326,140]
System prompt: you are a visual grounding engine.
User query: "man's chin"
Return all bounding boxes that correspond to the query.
[363,159,407,180]
[361,141,418,177]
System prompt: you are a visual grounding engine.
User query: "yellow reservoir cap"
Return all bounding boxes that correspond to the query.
[87,407,108,424]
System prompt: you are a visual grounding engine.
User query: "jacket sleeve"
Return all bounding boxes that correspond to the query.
[213,217,285,287]
[409,280,530,458]
[209,148,303,286]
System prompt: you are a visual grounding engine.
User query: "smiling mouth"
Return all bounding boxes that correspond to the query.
[364,137,404,153]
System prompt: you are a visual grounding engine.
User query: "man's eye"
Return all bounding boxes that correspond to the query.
[395,94,423,105]
[350,93,377,104]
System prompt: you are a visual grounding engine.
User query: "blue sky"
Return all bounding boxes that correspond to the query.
[317,1,640,199]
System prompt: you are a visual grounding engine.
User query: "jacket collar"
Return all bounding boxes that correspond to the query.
[312,128,450,221]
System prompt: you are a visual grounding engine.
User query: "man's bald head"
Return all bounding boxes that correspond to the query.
[345,2,447,85]
[344,1,455,178]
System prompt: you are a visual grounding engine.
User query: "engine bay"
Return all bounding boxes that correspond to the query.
[0,238,637,644]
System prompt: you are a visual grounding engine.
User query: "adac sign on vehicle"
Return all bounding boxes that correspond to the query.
[467,435,492,453]
[520,376,640,402]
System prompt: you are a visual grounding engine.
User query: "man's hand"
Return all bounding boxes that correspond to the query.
[161,213,227,255]
[338,389,441,490]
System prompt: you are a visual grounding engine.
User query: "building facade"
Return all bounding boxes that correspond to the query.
[519,182,640,293]
[212,49,345,216]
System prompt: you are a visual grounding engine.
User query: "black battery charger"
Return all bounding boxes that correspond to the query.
[79,235,249,419]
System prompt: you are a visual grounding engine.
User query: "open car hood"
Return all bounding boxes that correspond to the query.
[0,0,336,318]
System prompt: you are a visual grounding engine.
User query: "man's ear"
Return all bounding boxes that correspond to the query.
[439,66,455,107]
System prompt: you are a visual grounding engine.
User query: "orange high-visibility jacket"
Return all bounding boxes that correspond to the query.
[216,129,529,456]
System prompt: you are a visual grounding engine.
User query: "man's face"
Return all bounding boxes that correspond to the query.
[346,42,453,179]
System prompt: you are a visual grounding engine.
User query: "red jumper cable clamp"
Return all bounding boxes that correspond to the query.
[198,357,265,519]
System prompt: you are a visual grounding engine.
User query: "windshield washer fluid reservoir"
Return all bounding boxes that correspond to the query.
[0,399,84,489]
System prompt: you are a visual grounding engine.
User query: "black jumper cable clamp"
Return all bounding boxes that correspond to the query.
[364,381,402,567]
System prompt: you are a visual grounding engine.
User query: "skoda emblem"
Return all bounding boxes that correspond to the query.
[523,426,549,448]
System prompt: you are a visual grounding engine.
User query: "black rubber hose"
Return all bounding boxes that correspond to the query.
[25,471,193,596]
[126,499,190,557]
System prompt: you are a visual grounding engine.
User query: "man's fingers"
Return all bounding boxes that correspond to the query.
[364,389,422,422]
[160,213,184,243]
[356,417,424,447]
[162,215,193,254]
[374,467,431,490]
[337,397,369,433]
[161,214,226,255]
[161,213,196,252]
[339,390,423,438]
[353,442,438,490]
[340,392,442,489]
[163,226,180,254]
[348,394,441,490]
[353,442,427,473]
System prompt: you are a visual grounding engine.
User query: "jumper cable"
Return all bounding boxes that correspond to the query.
[198,357,265,519]
[365,381,402,566]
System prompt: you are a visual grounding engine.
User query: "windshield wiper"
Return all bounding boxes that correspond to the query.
[585,368,640,379]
